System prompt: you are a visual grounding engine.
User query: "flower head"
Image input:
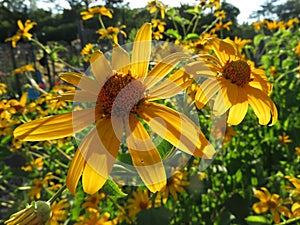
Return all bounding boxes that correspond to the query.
[127,189,153,219]
[252,187,291,224]
[4,201,51,225]
[46,199,69,225]
[97,25,126,44]
[80,6,113,20]
[13,64,35,75]
[5,20,37,48]
[191,37,278,125]
[14,23,215,195]
[147,0,167,19]
[74,208,117,225]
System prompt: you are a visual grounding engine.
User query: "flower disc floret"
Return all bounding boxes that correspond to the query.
[223,60,251,86]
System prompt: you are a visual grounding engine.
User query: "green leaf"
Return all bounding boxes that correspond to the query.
[136,207,172,225]
[102,177,127,198]
[184,33,200,41]
[165,29,182,40]
[245,215,270,225]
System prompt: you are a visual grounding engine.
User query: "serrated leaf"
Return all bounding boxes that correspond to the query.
[245,215,270,225]
[136,207,172,225]
[102,177,127,198]
[184,33,200,41]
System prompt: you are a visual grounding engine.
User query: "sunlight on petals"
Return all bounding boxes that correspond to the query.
[227,88,248,125]
[131,23,151,78]
[112,44,130,74]
[90,50,112,85]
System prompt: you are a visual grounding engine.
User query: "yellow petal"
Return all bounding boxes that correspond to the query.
[227,88,248,125]
[195,78,220,109]
[66,149,85,194]
[58,90,98,102]
[207,38,237,64]
[90,50,112,85]
[249,78,272,95]
[131,23,151,78]
[17,20,24,30]
[14,108,96,141]
[137,102,215,158]
[254,187,270,202]
[147,69,192,101]
[213,79,237,115]
[59,72,101,94]
[82,118,122,194]
[112,44,130,74]
[125,114,166,192]
[252,202,269,214]
[246,85,278,125]
[184,60,219,79]
[143,52,187,89]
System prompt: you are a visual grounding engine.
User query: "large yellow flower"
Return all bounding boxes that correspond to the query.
[14,23,215,195]
[5,20,37,48]
[192,38,278,125]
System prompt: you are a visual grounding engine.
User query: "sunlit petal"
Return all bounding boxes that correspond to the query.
[90,50,112,85]
[131,23,151,78]
[81,118,122,194]
[112,44,130,74]
[147,69,192,100]
[227,88,248,125]
[14,107,96,141]
[137,102,215,158]
[59,72,101,94]
[125,114,166,192]
[195,78,220,109]
[143,52,187,89]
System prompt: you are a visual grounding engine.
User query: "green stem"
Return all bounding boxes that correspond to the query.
[107,195,135,224]
[191,15,201,34]
[199,17,220,37]
[47,184,67,204]
[98,15,106,30]
[277,216,300,225]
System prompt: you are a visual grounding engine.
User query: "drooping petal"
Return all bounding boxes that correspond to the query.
[195,78,220,109]
[125,113,166,192]
[246,85,278,125]
[254,187,271,202]
[249,78,273,95]
[252,202,269,214]
[131,23,152,79]
[81,118,122,194]
[147,69,192,101]
[213,79,237,115]
[90,50,112,85]
[66,149,86,194]
[137,102,215,158]
[227,87,248,125]
[59,72,101,94]
[112,44,130,74]
[143,52,187,89]
[14,107,97,141]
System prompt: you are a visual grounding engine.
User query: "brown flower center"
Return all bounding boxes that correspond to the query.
[139,201,149,210]
[222,60,251,86]
[97,73,145,117]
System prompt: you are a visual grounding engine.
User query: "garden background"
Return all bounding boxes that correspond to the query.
[0,0,300,224]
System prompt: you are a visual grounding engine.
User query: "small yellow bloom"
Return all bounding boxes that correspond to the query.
[4,201,51,225]
[74,208,117,225]
[295,41,300,56]
[252,187,291,224]
[285,18,299,28]
[0,83,7,96]
[5,20,37,48]
[81,192,106,209]
[127,189,152,219]
[295,147,300,156]
[278,132,292,145]
[81,43,95,62]
[29,173,54,200]
[22,157,44,172]
[265,20,284,31]
[13,64,35,75]
[291,202,300,217]
[97,25,127,44]
[46,199,69,225]
[80,6,113,20]
[214,10,226,20]
[147,0,167,19]
[252,20,265,32]
[159,168,189,203]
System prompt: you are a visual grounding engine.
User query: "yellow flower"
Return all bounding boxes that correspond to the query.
[97,25,126,44]
[22,157,44,172]
[74,208,117,225]
[81,43,95,62]
[127,189,152,219]
[159,168,189,203]
[295,147,300,156]
[14,23,215,195]
[192,38,278,125]
[291,202,300,217]
[265,20,284,31]
[151,19,166,33]
[147,0,166,19]
[29,173,54,200]
[285,18,299,29]
[4,201,51,225]
[252,187,291,224]
[5,20,37,48]
[13,64,35,75]
[80,6,113,20]
[252,20,265,32]
[278,132,292,145]
[214,10,226,20]
[295,41,300,56]
[210,21,232,34]
[46,199,69,225]
[81,192,106,209]
[0,83,7,96]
